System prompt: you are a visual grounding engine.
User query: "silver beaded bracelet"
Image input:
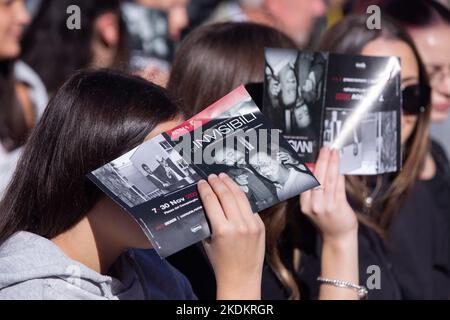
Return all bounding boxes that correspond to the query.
[317,277,368,300]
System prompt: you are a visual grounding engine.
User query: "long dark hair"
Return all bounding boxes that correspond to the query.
[168,22,301,300]
[381,0,450,27]
[320,15,431,233]
[21,0,128,94]
[0,60,29,151]
[0,69,182,244]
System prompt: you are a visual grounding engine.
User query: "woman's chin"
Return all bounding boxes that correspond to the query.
[431,108,450,124]
[0,44,21,59]
[131,240,153,250]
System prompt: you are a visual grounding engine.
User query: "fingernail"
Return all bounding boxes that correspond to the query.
[198,180,207,185]
[209,174,218,180]
[219,173,228,179]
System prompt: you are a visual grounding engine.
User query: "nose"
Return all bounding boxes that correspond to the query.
[441,72,450,97]
[14,0,31,26]
[313,0,328,17]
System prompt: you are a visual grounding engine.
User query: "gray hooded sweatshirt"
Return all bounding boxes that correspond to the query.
[0,232,196,300]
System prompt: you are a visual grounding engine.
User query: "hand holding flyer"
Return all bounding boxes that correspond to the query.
[88,86,319,257]
[198,175,265,300]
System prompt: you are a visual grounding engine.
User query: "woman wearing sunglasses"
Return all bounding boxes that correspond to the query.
[320,15,450,299]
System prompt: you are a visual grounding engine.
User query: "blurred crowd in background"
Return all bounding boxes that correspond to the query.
[3,0,448,167]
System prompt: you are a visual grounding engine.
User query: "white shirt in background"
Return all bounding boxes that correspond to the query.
[0,61,48,198]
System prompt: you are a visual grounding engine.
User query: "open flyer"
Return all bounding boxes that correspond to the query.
[264,49,402,175]
[88,86,319,258]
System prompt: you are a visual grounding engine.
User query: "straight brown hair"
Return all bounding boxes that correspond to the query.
[168,22,296,117]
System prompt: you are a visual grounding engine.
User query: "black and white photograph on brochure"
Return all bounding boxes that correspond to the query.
[264,48,327,164]
[90,147,151,208]
[181,86,320,212]
[130,134,201,195]
[323,110,398,175]
[90,134,201,209]
[264,49,401,175]
[265,49,326,135]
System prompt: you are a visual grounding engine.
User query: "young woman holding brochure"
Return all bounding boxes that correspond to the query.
[0,69,265,300]
[320,15,450,299]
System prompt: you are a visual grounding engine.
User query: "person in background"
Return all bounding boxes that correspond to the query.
[185,0,222,34]
[326,0,348,27]
[142,163,169,190]
[206,0,327,47]
[321,15,450,299]
[379,0,450,159]
[168,22,363,300]
[135,0,191,41]
[0,0,48,197]
[0,69,266,300]
[23,0,41,16]
[21,0,127,95]
[136,0,226,40]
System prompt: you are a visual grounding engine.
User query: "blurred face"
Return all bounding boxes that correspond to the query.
[294,104,311,128]
[234,173,249,186]
[0,0,30,59]
[168,2,189,40]
[140,0,190,40]
[139,0,188,11]
[268,0,327,45]
[250,152,281,183]
[214,147,246,167]
[142,164,151,174]
[410,25,450,123]
[331,110,338,121]
[279,64,297,107]
[362,38,420,145]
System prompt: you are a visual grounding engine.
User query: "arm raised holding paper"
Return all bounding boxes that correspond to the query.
[300,147,363,300]
[198,173,266,300]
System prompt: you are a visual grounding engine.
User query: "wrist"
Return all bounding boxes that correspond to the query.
[322,227,358,251]
[320,228,359,284]
[216,275,262,300]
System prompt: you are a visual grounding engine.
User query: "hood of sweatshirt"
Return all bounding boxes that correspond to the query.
[0,231,147,300]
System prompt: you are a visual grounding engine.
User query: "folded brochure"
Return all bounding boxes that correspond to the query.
[88,86,319,257]
[264,49,402,175]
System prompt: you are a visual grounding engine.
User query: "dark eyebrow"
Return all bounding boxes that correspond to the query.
[426,64,447,69]
[402,76,419,83]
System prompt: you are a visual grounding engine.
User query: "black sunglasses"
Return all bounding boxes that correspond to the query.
[402,84,431,115]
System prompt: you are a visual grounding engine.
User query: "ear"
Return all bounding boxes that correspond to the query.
[94,12,120,47]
